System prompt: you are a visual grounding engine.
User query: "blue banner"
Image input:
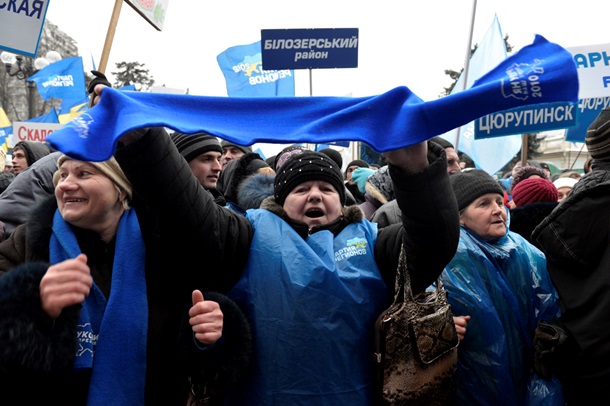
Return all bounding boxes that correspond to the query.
[565,97,610,143]
[28,56,88,107]
[217,41,295,97]
[261,28,359,70]
[475,101,578,138]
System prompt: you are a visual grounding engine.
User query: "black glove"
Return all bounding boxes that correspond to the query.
[87,70,112,94]
[533,318,570,380]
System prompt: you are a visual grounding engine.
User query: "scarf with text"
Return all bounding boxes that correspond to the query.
[46,35,578,162]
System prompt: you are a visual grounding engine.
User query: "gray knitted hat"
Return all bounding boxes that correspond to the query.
[450,169,504,211]
[585,107,610,162]
[170,132,222,163]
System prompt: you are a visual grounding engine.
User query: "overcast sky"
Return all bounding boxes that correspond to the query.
[44,0,610,102]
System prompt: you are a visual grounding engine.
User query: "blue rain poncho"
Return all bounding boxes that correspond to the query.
[440,224,563,405]
[227,209,387,405]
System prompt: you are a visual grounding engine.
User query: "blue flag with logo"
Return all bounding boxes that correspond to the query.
[46,35,578,162]
[217,41,295,97]
[440,15,522,175]
[28,56,88,108]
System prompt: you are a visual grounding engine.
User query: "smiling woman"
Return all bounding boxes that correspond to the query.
[439,169,564,404]
[53,156,131,242]
[0,150,252,404]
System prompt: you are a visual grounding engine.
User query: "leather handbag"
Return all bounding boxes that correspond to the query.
[374,244,459,405]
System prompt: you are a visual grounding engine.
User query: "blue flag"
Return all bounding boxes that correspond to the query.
[0,127,11,140]
[440,15,522,175]
[27,108,59,123]
[28,56,88,108]
[217,41,295,97]
[46,35,578,162]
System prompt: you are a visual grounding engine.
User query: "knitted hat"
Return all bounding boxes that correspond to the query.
[509,165,548,193]
[318,148,343,169]
[55,155,133,202]
[273,145,308,171]
[512,177,558,207]
[553,177,578,191]
[429,136,454,150]
[585,107,610,162]
[170,132,222,163]
[450,169,504,211]
[220,140,252,155]
[345,159,370,179]
[274,151,345,206]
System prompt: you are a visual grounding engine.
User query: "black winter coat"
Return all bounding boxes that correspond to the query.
[532,160,610,400]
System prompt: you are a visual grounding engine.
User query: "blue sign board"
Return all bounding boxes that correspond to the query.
[565,97,610,143]
[261,28,359,70]
[474,101,578,139]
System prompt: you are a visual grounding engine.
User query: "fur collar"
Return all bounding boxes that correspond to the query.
[237,174,275,210]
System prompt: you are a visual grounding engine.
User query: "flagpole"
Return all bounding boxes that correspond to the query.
[454,0,477,149]
[99,0,123,74]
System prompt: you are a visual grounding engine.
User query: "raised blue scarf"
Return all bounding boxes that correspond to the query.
[46,35,578,162]
[49,208,147,405]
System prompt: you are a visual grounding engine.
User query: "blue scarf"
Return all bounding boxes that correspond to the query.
[45,35,578,162]
[50,209,148,406]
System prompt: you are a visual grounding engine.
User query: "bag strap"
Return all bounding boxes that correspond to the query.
[393,243,444,305]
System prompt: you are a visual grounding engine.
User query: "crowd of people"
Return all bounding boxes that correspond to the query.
[0,71,605,406]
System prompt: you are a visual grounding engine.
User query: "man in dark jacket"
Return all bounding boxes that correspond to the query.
[11,140,52,175]
[171,131,227,206]
[532,107,610,404]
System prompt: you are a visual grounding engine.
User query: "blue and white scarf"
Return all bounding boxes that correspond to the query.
[50,208,147,406]
[45,35,578,162]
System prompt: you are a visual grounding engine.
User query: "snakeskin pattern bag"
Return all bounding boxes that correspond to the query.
[374,244,459,405]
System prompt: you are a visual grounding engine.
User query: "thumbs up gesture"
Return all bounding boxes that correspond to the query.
[189,290,223,345]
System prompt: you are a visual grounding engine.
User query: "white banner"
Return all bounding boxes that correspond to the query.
[568,43,610,99]
[13,121,62,143]
[125,0,170,31]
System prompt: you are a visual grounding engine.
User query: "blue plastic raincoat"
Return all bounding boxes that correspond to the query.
[440,223,563,405]
[227,209,387,405]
